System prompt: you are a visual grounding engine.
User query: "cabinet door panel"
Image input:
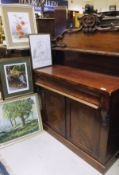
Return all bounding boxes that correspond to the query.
[44,90,66,137]
[69,100,101,158]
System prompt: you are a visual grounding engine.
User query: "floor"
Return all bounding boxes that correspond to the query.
[0,131,119,175]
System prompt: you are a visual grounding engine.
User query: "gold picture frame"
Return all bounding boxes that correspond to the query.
[1,4,37,49]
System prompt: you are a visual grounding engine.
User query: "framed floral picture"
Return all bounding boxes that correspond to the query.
[29,34,52,69]
[1,4,37,49]
[0,57,33,99]
[0,93,43,147]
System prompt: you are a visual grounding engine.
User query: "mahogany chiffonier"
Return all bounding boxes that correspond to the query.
[34,11,119,173]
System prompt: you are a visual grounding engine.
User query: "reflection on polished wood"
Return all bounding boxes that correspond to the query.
[35,65,119,94]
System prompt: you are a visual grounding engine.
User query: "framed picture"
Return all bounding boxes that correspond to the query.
[1,4,37,49]
[0,93,43,147]
[29,34,52,69]
[0,57,33,99]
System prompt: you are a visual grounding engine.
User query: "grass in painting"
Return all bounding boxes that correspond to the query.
[0,119,39,143]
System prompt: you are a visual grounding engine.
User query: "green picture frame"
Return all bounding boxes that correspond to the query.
[0,93,43,147]
[0,57,33,99]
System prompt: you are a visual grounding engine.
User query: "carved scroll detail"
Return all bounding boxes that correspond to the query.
[79,13,102,33]
[52,6,119,48]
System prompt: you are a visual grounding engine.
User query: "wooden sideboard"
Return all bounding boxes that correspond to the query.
[35,65,119,173]
[34,11,119,173]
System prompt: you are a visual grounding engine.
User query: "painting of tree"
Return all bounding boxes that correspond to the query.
[3,98,33,127]
[0,94,43,146]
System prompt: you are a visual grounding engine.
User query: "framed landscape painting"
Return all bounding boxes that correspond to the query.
[0,93,43,147]
[29,34,52,69]
[1,4,37,49]
[0,57,33,99]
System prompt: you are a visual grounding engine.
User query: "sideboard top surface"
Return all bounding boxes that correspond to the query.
[35,65,119,94]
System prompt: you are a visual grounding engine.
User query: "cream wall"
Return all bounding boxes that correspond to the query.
[68,0,119,12]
